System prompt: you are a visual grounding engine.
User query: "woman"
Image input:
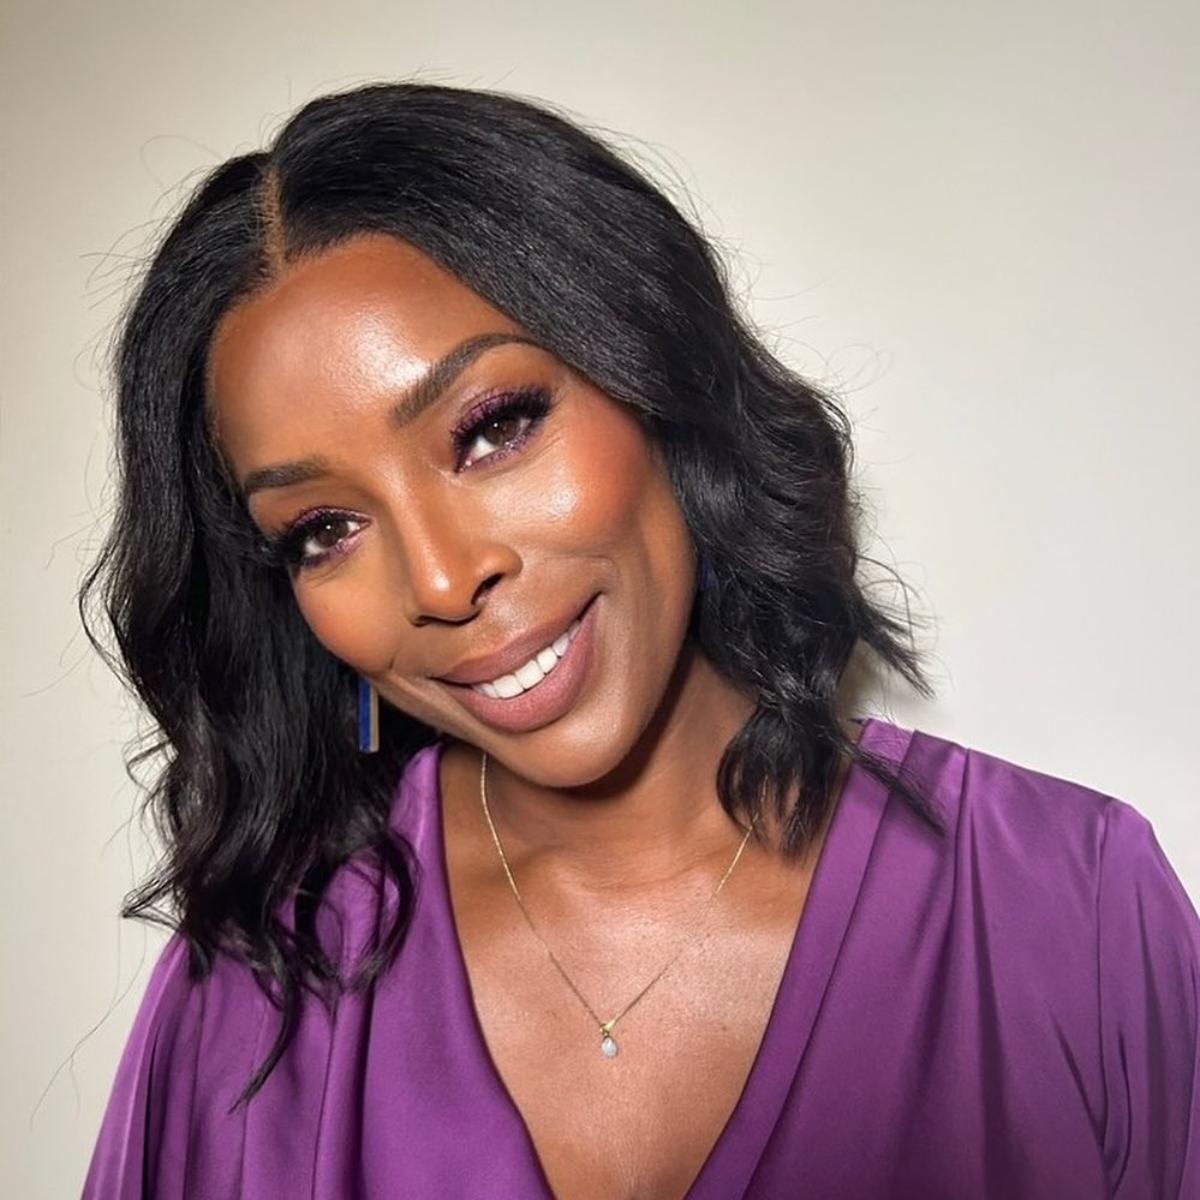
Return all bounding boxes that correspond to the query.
[81,82,1198,1199]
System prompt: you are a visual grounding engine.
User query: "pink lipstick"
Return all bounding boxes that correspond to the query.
[437,594,600,735]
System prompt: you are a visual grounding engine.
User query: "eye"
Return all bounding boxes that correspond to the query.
[263,509,366,573]
[259,387,552,575]
[452,386,553,470]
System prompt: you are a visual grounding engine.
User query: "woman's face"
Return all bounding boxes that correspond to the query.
[208,233,700,786]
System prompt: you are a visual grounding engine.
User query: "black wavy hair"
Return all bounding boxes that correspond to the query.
[80,80,943,1104]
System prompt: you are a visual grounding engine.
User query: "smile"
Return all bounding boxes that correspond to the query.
[438,594,600,735]
[470,616,584,698]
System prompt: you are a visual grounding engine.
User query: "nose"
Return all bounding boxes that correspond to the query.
[390,490,519,625]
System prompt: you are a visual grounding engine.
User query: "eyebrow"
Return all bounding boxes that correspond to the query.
[238,330,542,500]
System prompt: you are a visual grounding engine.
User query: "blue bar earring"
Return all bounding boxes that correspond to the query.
[697,548,717,593]
[357,675,380,753]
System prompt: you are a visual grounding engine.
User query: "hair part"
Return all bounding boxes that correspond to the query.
[257,163,288,277]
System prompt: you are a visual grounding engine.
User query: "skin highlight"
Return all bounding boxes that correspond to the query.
[208,230,855,1200]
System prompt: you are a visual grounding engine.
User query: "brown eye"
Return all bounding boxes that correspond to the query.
[308,517,347,551]
[298,515,363,562]
[266,510,367,572]
[451,387,554,469]
[477,412,524,450]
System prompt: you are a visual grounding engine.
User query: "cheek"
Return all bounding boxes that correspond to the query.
[543,400,677,554]
[293,574,396,675]
[551,404,697,623]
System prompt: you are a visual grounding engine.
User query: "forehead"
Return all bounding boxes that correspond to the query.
[207,233,522,459]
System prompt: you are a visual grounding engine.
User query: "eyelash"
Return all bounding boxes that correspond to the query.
[451,385,553,470]
[260,386,553,573]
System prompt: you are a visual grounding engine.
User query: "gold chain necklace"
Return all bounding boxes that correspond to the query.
[478,748,756,1059]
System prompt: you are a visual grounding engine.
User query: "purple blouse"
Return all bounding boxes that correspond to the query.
[82,717,1200,1198]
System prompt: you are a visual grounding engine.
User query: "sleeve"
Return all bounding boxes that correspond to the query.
[1097,798,1200,1198]
[80,933,198,1199]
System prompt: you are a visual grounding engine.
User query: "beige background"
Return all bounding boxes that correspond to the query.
[3,1,1197,1194]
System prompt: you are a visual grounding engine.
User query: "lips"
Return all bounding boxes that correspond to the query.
[439,592,600,735]
[435,595,596,687]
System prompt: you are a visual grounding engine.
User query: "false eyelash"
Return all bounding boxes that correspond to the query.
[259,507,363,572]
[259,386,555,573]
[450,385,553,470]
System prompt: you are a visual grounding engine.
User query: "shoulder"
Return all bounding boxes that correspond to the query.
[83,745,444,1197]
[893,721,1196,922]
[1091,794,1200,1194]
[871,717,1200,1194]
[129,928,272,1076]
[880,719,1127,902]
[865,716,1199,991]
[98,932,255,1090]
[95,933,201,1110]
[82,933,272,1197]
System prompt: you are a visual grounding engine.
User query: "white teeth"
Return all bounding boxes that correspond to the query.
[514,659,545,689]
[470,614,585,699]
[493,675,524,699]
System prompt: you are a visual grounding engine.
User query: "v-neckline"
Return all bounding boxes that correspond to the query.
[427,716,908,1200]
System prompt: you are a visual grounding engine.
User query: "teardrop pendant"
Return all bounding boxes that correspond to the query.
[600,1034,619,1058]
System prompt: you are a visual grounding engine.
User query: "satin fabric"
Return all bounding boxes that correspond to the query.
[82,717,1200,1198]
